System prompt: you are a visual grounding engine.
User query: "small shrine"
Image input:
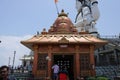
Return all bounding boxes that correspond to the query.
[21,10,107,80]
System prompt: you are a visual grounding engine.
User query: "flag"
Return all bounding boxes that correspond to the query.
[54,0,58,3]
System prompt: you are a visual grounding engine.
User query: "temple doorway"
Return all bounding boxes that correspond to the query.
[53,54,74,80]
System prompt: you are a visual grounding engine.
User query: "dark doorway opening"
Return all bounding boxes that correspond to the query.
[53,55,74,80]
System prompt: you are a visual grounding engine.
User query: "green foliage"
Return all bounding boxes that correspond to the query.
[87,76,109,80]
[87,77,96,80]
[96,77,108,80]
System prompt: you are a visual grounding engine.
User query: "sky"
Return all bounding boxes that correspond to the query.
[0,0,120,66]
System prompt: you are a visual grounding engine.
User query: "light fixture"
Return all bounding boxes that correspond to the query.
[59,44,68,48]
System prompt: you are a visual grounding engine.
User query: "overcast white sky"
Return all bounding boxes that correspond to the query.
[0,0,120,66]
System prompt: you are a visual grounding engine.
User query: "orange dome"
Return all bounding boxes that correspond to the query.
[48,10,78,34]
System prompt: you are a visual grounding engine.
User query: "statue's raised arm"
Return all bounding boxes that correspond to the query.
[74,0,100,36]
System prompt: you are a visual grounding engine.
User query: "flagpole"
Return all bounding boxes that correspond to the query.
[55,2,59,15]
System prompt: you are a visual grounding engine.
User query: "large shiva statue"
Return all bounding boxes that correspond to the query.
[74,0,100,36]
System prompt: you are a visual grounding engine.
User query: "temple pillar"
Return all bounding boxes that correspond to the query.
[75,45,80,79]
[90,45,95,76]
[47,45,52,79]
[32,45,38,76]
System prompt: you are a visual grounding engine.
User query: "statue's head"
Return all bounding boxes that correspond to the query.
[76,0,91,8]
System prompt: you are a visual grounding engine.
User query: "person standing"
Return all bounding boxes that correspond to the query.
[58,66,69,80]
[52,63,59,80]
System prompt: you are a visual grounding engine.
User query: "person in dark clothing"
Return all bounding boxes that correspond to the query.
[58,66,69,80]
[0,65,16,80]
[0,65,9,80]
[0,66,3,80]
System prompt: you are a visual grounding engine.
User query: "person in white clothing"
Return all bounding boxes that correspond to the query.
[52,63,59,80]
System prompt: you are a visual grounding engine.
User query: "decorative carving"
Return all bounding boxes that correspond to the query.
[58,37,69,43]
[41,28,48,34]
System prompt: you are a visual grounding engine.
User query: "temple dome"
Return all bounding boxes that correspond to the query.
[48,10,78,34]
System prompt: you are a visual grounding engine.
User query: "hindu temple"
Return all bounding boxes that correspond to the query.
[21,10,107,80]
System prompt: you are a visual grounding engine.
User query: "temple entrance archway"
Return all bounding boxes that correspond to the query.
[53,54,74,80]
